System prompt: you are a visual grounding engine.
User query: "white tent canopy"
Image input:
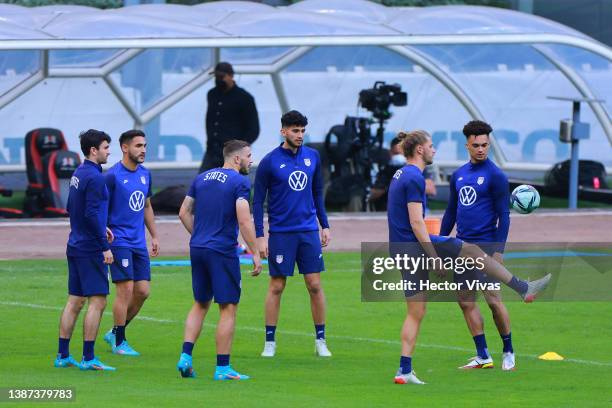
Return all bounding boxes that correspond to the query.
[0,0,609,171]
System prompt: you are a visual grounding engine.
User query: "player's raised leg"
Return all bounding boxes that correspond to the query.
[483,290,515,370]
[262,276,286,357]
[55,295,85,368]
[304,272,331,357]
[457,290,493,369]
[460,243,551,302]
[394,295,426,385]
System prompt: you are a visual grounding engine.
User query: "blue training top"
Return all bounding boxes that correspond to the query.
[440,158,510,252]
[66,159,110,256]
[387,164,426,243]
[187,168,251,256]
[253,144,329,237]
[105,162,152,249]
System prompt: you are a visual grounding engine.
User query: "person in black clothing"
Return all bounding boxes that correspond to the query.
[200,62,260,172]
[369,136,436,211]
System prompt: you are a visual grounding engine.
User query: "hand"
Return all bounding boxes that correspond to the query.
[150,237,160,257]
[103,249,114,265]
[493,252,503,264]
[257,236,268,259]
[251,253,262,277]
[321,228,331,247]
[106,227,114,244]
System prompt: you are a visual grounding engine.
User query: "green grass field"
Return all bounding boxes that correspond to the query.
[1,253,611,407]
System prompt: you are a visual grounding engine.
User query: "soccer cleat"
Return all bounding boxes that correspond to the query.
[112,340,140,356]
[394,369,426,385]
[261,341,276,357]
[54,354,80,368]
[315,338,332,357]
[177,353,195,378]
[459,356,494,369]
[502,352,516,371]
[214,366,250,380]
[522,273,552,303]
[103,329,115,349]
[79,357,116,371]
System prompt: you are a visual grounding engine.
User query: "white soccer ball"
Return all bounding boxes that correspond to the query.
[511,184,541,214]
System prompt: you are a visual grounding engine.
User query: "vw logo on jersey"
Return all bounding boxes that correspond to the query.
[129,190,145,212]
[288,171,308,191]
[459,186,477,206]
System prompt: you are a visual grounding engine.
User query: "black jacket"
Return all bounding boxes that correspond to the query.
[205,84,260,153]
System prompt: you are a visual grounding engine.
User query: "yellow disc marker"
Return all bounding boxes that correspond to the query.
[538,352,564,361]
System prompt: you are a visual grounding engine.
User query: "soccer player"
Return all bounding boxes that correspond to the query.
[102,130,159,356]
[440,120,515,370]
[54,129,115,371]
[176,140,262,380]
[387,130,551,385]
[253,110,332,358]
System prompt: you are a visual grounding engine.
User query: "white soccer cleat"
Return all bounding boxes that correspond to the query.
[459,356,494,369]
[502,352,516,371]
[261,341,276,357]
[315,339,332,357]
[394,370,426,385]
[522,273,552,303]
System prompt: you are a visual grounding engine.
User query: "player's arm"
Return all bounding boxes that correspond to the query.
[144,174,159,256]
[178,196,194,235]
[313,151,331,247]
[144,198,159,257]
[236,198,262,276]
[492,171,511,261]
[85,176,113,264]
[253,157,269,258]
[440,173,458,236]
[407,203,436,258]
[104,171,115,243]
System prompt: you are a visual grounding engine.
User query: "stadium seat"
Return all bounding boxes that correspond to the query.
[23,128,68,217]
[41,150,81,218]
[0,186,23,218]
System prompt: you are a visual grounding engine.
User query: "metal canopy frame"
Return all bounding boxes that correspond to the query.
[0,32,610,172]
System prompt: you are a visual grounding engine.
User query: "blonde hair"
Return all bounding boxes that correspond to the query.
[396,130,431,159]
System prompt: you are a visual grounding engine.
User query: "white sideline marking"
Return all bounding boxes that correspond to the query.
[1,300,610,368]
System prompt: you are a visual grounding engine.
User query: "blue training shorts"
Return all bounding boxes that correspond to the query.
[109,246,151,283]
[190,247,241,304]
[393,235,463,298]
[67,254,109,297]
[268,231,325,277]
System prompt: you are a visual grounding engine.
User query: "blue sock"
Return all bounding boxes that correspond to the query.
[265,325,276,342]
[473,334,490,359]
[508,276,528,295]
[315,324,325,340]
[216,354,230,367]
[182,342,194,356]
[115,326,126,347]
[400,356,412,375]
[111,326,117,335]
[501,332,513,353]
[58,338,70,359]
[83,340,95,361]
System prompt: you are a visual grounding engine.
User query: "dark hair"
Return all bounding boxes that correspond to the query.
[390,136,402,149]
[397,130,430,158]
[281,110,308,128]
[223,140,249,159]
[119,129,146,146]
[79,129,111,157]
[463,120,492,139]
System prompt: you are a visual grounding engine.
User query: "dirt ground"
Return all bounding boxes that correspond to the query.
[1,210,611,260]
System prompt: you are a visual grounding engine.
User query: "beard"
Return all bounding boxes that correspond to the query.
[129,152,145,164]
[285,138,302,149]
[239,164,250,175]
